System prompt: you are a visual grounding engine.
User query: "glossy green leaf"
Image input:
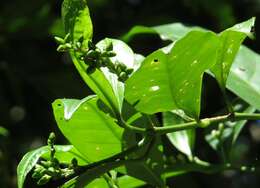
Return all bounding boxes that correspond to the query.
[211,17,255,88]
[123,19,260,111]
[122,23,204,42]
[96,38,136,110]
[62,0,93,48]
[227,46,260,110]
[17,145,74,188]
[163,112,195,158]
[125,31,220,118]
[52,96,124,162]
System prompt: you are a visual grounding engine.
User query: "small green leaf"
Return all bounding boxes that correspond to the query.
[163,112,195,158]
[52,96,124,162]
[210,17,255,89]
[125,31,220,118]
[17,145,74,188]
[62,0,93,48]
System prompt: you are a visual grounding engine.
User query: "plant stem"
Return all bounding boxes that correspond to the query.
[155,112,260,135]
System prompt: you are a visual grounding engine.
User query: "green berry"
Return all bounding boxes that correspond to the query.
[37,174,51,185]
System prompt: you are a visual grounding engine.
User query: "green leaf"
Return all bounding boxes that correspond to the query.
[124,18,260,112]
[227,46,260,110]
[210,17,255,89]
[17,145,74,188]
[117,175,146,187]
[163,112,195,158]
[62,0,93,48]
[122,23,204,42]
[52,96,124,162]
[231,106,256,145]
[125,31,220,118]
[96,38,136,110]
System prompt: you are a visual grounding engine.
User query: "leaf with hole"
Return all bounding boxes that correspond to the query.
[125,31,220,118]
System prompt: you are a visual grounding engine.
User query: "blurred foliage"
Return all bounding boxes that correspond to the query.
[0,0,260,187]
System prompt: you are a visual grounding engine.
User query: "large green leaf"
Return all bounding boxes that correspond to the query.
[211,18,255,89]
[125,31,220,118]
[163,112,195,158]
[62,0,93,48]
[227,46,260,110]
[52,96,124,162]
[123,18,260,111]
[17,145,75,188]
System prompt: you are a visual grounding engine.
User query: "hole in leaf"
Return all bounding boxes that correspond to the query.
[154,59,158,62]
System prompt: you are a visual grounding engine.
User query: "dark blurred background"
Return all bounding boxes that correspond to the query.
[1,0,260,187]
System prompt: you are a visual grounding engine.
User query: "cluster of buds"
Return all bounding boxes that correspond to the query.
[32,133,78,185]
[54,34,134,82]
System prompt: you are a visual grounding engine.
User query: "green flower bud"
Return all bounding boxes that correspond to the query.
[32,165,46,179]
[57,45,67,52]
[64,43,72,49]
[103,51,116,57]
[41,160,52,168]
[125,68,134,75]
[87,50,100,59]
[88,40,96,50]
[105,42,113,51]
[86,66,96,74]
[48,132,56,146]
[64,33,70,42]
[37,174,51,185]
[71,158,78,168]
[118,63,127,71]
[78,36,84,44]
[118,72,128,82]
[54,36,64,44]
